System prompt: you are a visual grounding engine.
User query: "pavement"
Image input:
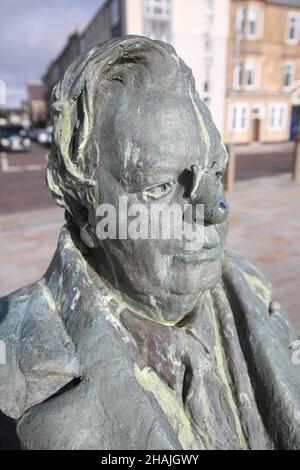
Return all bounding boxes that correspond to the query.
[226,173,300,334]
[0,207,63,296]
[0,143,52,214]
[0,171,299,335]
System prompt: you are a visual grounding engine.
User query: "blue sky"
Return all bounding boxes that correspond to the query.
[0,0,104,107]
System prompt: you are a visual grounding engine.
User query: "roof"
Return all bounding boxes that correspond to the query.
[267,0,300,7]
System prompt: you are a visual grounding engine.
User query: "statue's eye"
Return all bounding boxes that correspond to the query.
[143,181,174,199]
[212,161,225,180]
[215,170,224,180]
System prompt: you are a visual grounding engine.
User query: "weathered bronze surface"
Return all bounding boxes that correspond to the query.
[0,37,299,450]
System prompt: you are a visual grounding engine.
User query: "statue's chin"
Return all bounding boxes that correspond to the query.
[165,257,223,296]
[154,259,223,323]
[96,249,223,324]
[120,264,222,324]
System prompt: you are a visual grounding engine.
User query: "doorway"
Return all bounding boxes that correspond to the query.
[290,106,300,141]
[253,118,260,141]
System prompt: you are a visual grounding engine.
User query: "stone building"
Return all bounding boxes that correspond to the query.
[225,0,300,145]
[43,29,81,117]
[81,0,123,50]
[27,80,47,126]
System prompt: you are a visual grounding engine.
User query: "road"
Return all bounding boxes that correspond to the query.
[0,143,54,214]
[235,150,295,181]
[0,143,296,214]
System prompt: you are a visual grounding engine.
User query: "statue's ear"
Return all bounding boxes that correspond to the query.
[80,223,95,248]
[64,195,96,248]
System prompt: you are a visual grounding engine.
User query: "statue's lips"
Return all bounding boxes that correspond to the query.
[173,226,221,262]
[174,244,221,263]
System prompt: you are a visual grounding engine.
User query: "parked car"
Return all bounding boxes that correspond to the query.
[0,125,31,152]
[37,129,49,145]
[45,126,53,147]
[30,126,52,147]
[28,127,51,145]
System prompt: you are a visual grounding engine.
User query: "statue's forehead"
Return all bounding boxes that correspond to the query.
[103,87,227,179]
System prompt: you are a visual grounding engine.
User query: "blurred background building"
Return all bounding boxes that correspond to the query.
[43,29,82,115]
[43,0,230,136]
[226,0,300,145]
[41,0,300,145]
[27,80,47,127]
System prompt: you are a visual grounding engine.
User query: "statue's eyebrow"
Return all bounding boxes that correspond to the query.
[205,141,228,170]
[121,162,180,192]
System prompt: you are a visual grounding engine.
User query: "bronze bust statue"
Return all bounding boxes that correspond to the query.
[0,37,299,450]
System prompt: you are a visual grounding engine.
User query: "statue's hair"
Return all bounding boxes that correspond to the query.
[46,35,195,213]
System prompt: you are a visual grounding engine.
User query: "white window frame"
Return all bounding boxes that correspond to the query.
[202,80,211,103]
[252,103,265,119]
[268,103,288,131]
[283,62,295,91]
[233,64,243,90]
[229,103,250,133]
[236,5,246,34]
[205,0,214,24]
[203,34,213,65]
[143,0,172,42]
[286,12,299,45]
[244,58,257,90]
[247,5,260,40]
[144,0,171,21]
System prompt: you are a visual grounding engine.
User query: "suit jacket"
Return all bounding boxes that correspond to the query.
[0,227,299,449]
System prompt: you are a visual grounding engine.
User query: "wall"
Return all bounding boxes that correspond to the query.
[124,0,144,35]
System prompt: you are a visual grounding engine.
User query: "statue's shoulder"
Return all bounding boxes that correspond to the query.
[222,250,300,449]
[0,280,79,420]
[222,249,272,306]
[222,249,297,337]
[222,249,298,344]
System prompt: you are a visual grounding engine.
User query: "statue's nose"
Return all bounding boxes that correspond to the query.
[190,165,229,225]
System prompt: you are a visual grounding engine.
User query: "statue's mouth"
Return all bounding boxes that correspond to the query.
[174,244,221,263]
[173,225,221,263]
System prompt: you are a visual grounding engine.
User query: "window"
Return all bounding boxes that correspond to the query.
[144,0,171,20]
[236,5,246,34]
[245,59,256,89]
[205,0,214,23]
[202,80,210,104]
[252,103,265,119]
[286,12,299,44]
[233,64,243,89]
[247,6,259,39]
[203,81,210,93]
[230,104,249,132]
[269,103,287,131]
[144,0,172,42]
[204,35,212,53]
[283,63,295,90]
[203,35,213,66]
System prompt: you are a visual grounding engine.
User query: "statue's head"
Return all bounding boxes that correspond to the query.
[47,36,229,323]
